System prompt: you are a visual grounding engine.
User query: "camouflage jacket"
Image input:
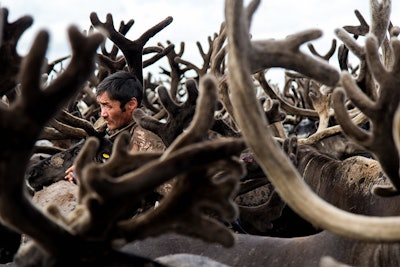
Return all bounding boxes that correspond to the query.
[107,121,165,153]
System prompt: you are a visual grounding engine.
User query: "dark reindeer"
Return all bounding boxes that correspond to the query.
[0,5,248,266]
[25,137,113,193]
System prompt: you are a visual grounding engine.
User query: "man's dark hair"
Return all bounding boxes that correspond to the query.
[96,71,143,111]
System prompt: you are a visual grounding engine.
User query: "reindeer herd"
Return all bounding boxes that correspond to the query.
[0,0,400,266]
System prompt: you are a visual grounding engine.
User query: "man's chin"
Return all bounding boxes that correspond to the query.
[106,123,115,130]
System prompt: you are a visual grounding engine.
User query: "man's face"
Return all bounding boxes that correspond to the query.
[97,91,136,131]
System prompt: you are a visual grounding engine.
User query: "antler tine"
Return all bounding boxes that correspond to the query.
[210,22,227,77]
[158,40,188,98]
[338,1,392,93]
[45,55,71,75]
[244,0,261,29]
[143,43,175,69]
[0,8,33,97]
[308,84,332,133]
[96,53,126,74]
[371,0,394,70]
[307,39,337,61]
[137,16,173,46]
[335,28,365,60]
[73,133,160,202]
[56,109,105,137]
[370,0,391,48]
[298,111,368,146]
[101,18,135,59]
[47,119,88,139]
[343,9,370,37]
[338,43,350,71]
[141,90,162,115]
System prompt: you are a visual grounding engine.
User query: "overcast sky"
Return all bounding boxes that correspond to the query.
[1,0,399,84]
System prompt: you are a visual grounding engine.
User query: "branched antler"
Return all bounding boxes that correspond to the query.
[117,157,243,246]
[66,74,246,247]
[254,71,319,118]
[308,84,332,133]
[174,34,216,79]
[333,35,400,196]
[133,79,199,147]
[225,0,400,243]
[143,44,175,69]
[0,25,104,261]
[370,0,391,49]
[157,41,189,98]
[249,30,339,86]
[100,19,135,60]
[343,9,370,37]
[307,39,337,61]
[90,12,173,84]
[56,109,105,138]
[337,1,392,99]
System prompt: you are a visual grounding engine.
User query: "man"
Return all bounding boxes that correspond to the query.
[65,71,165,182]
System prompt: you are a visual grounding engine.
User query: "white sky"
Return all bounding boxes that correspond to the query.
[1,0,399,84]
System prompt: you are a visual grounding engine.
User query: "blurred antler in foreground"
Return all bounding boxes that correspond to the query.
[225,0,400,242]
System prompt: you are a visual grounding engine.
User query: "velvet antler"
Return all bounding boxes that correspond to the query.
[0,8,33,97]
[134,79,199,147]
[225,0,400,243]
[90,12,173,84]
[66,75,245,247]
[0,25,103,260]
[333,34,400,196]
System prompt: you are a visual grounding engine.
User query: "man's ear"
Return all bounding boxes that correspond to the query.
[127,97,138,111]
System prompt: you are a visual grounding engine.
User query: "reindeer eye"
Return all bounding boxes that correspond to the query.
[102,153,110,159]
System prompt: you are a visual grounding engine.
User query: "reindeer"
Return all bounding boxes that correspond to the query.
[107,1,400,267]
[0,6,251,266]
[3,0,400,267]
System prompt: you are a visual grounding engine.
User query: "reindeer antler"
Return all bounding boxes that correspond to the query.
[0,8,33,97]
[333,34,400,196]
[66,75,246,247]
[90,12,173,84]
[225,0,400,243]
[0,25,104,260]
[134,79,199,147]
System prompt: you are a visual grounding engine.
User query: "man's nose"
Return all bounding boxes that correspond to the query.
[101,109,108,118]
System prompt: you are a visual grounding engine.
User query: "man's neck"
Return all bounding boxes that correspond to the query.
[107,120,136,140]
